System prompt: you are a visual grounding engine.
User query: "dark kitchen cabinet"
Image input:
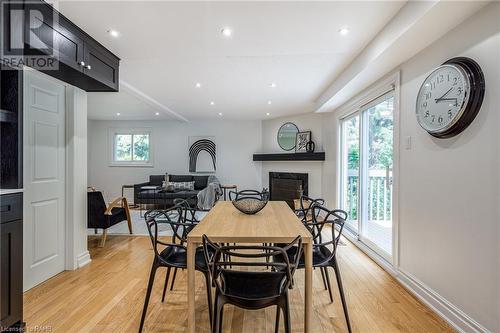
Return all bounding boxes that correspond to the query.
[0,68,23,190]
[24,1,85,72]
[83,42,120,92]
[0,193,23,331]
[17,0,120,92]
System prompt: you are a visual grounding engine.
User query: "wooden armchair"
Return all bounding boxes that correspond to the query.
[87,189,132,247]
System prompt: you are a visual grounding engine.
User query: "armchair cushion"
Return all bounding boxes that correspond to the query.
[108,207,127,226]
[88,191,129,229]
[88,191,107,228]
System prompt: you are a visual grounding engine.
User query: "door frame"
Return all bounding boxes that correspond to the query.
[336,71,401,269]
[23,68,89,285]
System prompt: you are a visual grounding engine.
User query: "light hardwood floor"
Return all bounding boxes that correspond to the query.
[24,235,455,332]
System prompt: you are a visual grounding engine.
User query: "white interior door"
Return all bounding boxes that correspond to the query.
[23,69,66,291]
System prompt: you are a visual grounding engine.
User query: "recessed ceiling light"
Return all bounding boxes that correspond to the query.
[270,82,277,88]
[338,27,349,36]
[210,101,215,105]
[266,112,270,116]
[108,29,120,38]
[195,82,201,88]
[221,27,232,37]
[155,112,160,116]
[116,112,121,116]
[267,101,272,105]
[218,112,223,116]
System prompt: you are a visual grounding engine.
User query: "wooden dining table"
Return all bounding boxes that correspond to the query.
[186,200,313,332]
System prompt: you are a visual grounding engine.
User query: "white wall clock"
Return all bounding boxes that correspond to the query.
[415,57,485,138]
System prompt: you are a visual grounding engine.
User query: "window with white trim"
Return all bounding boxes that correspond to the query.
[109,129,152,166]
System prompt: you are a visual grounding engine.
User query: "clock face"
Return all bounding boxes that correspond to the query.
[416,64,470,134]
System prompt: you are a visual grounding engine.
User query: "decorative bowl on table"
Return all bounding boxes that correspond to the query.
[232,197,268,215]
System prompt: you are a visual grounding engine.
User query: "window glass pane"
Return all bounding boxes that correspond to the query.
[133,134,150,161]
[115,134,132,161]
[365,96,393,255]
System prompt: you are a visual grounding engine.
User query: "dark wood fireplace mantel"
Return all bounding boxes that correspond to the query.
[253,152,325,161]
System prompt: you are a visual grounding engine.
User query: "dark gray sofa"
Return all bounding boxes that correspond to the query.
[134,174,210,208]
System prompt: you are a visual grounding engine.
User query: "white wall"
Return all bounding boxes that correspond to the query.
[395,4,499,331]
[259,4,500,331]
[319,4,499,332]
[87,119,262,201]
[260,113,324,198]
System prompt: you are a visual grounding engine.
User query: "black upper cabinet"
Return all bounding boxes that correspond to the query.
[24,1,85,72]
[21,0,119,92]
[83,42,119,92]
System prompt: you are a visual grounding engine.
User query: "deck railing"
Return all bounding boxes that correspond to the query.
[346,169,392,221]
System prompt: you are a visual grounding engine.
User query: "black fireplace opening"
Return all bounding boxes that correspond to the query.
[269,172,308,208]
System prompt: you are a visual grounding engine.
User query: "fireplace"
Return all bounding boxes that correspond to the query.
[269,172,308,208]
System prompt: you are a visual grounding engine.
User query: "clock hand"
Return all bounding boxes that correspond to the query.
[434,87,453,102]
[435,98,458,103]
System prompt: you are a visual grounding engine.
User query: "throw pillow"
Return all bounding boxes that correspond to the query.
[167,181,195,191]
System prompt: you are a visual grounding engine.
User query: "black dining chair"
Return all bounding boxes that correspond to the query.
[275,205,352,333]
[160,198,202,293]
[138,207,213,333]
[294,195,325,224]
[293,195,332,289]
[202,235,302,333]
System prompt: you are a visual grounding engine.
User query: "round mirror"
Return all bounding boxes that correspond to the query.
[277,122,299,151]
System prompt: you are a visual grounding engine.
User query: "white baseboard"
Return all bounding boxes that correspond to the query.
[342,233,489,333]
[76,251,91,268]
[396,269,489,333]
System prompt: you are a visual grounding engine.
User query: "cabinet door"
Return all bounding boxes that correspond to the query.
[83,42,119,91]
[0,220,23,329]
[24,1,85,72]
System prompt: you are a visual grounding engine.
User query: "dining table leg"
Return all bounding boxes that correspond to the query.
[304,241,313,333]
[187,240,196,333]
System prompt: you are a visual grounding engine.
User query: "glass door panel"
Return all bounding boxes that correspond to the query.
[341,115,360,233]
[340,92,394,260]
[362,96,394,256]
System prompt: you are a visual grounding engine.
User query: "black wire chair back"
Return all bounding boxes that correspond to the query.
[173,198,200,222]
[306,205,347,259]
[144,208,182,258]
[144,206,200,258]
[202,235,302,299]
[295,195,325,222]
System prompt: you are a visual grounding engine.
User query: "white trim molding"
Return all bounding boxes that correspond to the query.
[76,251,92,269]
[396,269,490,333]
[65,85,91,271]
[120,80,188,122]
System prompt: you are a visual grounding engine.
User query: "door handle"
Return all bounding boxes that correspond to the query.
[0,205,11,213]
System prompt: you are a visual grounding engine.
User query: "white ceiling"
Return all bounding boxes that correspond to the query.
[58,1,406,121]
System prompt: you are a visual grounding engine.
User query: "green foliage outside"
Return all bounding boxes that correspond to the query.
[115,134,150,162]
[345,97,394,223]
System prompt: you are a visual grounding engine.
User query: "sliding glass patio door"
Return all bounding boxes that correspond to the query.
[340,92,394,259]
